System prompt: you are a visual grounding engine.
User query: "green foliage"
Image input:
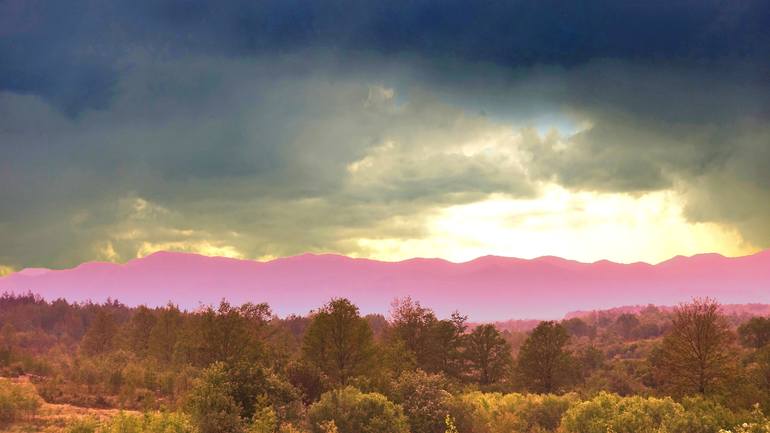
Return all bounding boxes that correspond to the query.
[390,369,452,433]
[561,392,746,433]
[516,321,574,393]
[677,396,738,433]
[466,324,513,385]
[127,306,157,358]
[185,362,244,433]
[561,392,685,433]
[653,298,735,395]
[82,310,118,356]
[246,400,278,433]
[739,317,770,349]
[308,386,409,433]
[68,417,99,433]
[302,298,375,385]
[286,359,328,404]
[148,304,181,364]
[0,378,41,426]
[387,298,466,378]
[444,415,458,433]
[65,412,193,433]
[450,391,576,433]
[199,301,271,365]
[225,361,303,425]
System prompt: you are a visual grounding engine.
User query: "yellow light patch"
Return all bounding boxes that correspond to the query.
[0,265,15,277]
[136,241,244,259]
[356,184,758,264]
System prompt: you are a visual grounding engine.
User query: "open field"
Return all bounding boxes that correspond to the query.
[1,376,139,433]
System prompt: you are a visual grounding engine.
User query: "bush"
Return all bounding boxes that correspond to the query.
[676,396,737,433]
[308,386,409,433]
[449,392,576,433]
[99,411,194,433]
[389,369,452,433]
[0,378,41,426]
[560,392,684,433]
[185,362,244,433]
[67,417,99,433]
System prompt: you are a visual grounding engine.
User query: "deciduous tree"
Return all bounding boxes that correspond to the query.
[465,324,512,385]
[654,298,735,395]
[516,321,574,393]
[302,298,374,385]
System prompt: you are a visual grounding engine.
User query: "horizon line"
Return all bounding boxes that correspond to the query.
[8,248,769,275]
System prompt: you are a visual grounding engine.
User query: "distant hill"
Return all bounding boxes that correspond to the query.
[1,250,769,321]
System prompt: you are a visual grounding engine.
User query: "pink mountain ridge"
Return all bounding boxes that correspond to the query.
[1,250,769,321]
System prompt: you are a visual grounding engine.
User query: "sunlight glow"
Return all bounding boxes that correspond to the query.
[356,184,758,264]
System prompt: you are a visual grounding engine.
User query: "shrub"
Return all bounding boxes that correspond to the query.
[67,417,99,433]
[185,362,244,433]
[308,386,409,433]
[448,391,576,433]
[676,396,738,433]
[390,369,452,433]
[561,392,684,433]
[99,411,194,433]
[0,378,41,426]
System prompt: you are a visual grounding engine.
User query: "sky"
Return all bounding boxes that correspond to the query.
[1,0,769,272]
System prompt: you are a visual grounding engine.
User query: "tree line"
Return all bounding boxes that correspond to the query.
[2,292,770,433]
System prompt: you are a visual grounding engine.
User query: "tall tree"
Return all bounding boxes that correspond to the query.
[303,298,374,385]
[738,317,770,349]
[81,310,117,356]
[388,297,466,377]
[516,321,574,393]
[199,301,271,364]
[185,362,244,433]
[614,313,641,340]
[465,324,512,385]
[127,305,156,357]
[389,297,437,368]
[148,303,182,363]
[654,298,734,395]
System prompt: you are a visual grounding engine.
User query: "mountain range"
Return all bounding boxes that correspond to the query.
[1,250,769,320]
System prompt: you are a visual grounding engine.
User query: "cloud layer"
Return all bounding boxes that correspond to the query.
[1,1,768,268]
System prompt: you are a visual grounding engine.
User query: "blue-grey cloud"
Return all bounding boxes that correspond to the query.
[1,0,769,268]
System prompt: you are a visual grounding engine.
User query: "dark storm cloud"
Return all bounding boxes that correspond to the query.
[3,0,769,112]
[0,56,535,268]
[1,0,769,268]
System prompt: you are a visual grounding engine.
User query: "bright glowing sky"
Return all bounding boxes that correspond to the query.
[356,186,758,264]
[1,1,769,271]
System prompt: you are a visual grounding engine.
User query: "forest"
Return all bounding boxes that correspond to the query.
[3,292,770,433]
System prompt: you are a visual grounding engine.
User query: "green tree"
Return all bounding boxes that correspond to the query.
[185,362,244,433]
[516,321,574,393]
[302,298,374,385]
[148,303,182,363]
[308,387,409,433]
[562,317,594,339]
[465,324,512,385]
[81,310,117,356]
[653,298,734,395]
[225,361,302,423]
[388,298,466,377]
[615,313,641,340]
[739,317,770,349]
[198,301,271,365]
[389,369,451,433]
[127,305,156,358]
[0,323,16,366]
[286,359,328,404]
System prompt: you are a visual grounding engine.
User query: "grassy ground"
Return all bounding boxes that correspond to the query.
[2,376,139,433]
